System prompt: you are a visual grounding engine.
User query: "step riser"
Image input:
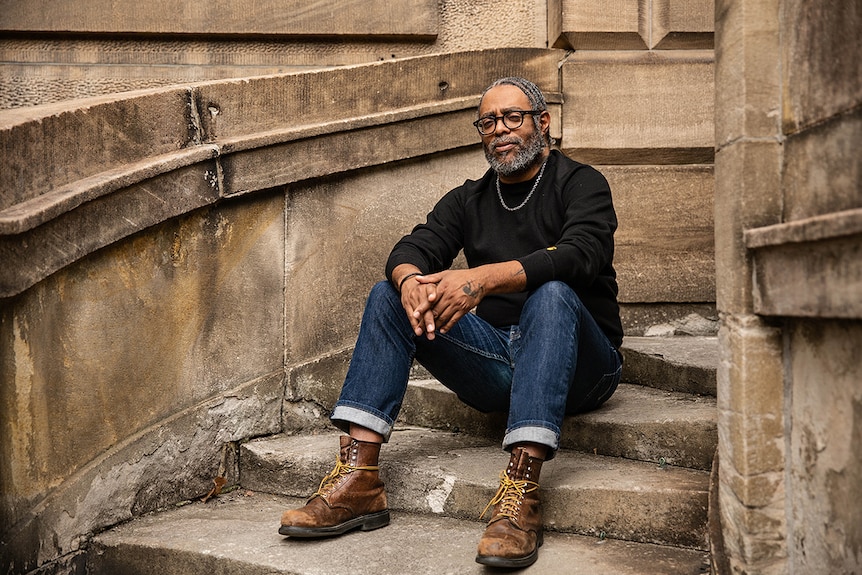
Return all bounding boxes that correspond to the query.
[241,431,709,550]
[400,381,717,470]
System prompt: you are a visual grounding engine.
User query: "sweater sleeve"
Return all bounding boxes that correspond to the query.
[516,161,617,290]
[385,183,471,282]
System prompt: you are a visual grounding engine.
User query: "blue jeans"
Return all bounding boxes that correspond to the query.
[331,280,622,459]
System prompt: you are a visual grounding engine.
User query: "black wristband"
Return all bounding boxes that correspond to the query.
[398,272,422,293]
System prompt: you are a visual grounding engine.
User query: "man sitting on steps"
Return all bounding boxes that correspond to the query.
[278,76,624,569]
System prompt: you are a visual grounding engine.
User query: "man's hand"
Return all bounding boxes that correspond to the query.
[414,269,484,335]
[393,264,438,339]
[394,261,527,339]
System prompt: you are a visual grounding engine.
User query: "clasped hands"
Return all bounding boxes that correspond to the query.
[400,269,484,340]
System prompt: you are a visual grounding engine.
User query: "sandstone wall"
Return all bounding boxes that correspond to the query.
[715,0,862,572]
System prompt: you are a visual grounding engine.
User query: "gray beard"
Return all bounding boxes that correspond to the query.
[484,129,547,178]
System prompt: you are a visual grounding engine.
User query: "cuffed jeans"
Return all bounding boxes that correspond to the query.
[331,280,622,459]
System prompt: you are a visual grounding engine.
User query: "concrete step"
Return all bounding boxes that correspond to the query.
[620,336,718,396]
[241,429,709,549]
[400,381,717,470]
[89,491,711,575]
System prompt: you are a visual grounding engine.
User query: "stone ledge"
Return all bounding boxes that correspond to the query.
[745,208,862,318]
[0,48,564,298]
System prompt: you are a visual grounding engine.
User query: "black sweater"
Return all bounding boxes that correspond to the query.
[386,150,623,348]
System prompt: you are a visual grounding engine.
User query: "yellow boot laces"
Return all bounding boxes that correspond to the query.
[312,457,380,499]
[480,470,539,521]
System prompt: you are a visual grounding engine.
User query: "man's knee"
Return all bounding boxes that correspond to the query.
[528,281,581,309]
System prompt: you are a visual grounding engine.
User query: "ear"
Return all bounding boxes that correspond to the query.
[539,110,551,139]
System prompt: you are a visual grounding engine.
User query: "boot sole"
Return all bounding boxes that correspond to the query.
[278,509,390,538]
[475,533,543,569]
[475,549,539,569]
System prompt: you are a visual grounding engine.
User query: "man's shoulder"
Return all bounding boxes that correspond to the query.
[550,150,607,184]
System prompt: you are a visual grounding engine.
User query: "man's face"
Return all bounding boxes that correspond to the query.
[478,84,548,180]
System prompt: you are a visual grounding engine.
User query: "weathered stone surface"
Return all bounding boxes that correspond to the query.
[621,336,717,396]
[782,108,862,222]
[0,193,285,573]
[781,0,862,135]
[90,491,710,575]
[0,0,550,111]
[652,0,714,49]
[787,320,862,574]
[0,88,194,210]
[555,0,713,50]
[0,153,221,298]
[606,164,714,303]
[714,0,781,146]
[746,209,862,319]
[0,0,438,37]
[561,51,714,163]
[619,302,718,336]
[713,140,782,314]
[717,315,784,484]
[0,372,283,574]
[559,0,647,50]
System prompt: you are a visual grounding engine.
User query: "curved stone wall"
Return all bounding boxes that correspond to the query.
[0,48,563,573]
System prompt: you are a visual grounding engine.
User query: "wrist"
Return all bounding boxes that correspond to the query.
[398,272,422,293]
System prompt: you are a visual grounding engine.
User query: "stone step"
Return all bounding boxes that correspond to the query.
[400,381,717,470]
[241,429,709,549]
[89,491,711,575]
[620,336,718,396]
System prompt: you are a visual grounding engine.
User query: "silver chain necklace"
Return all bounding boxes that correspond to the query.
[496,160,548,212]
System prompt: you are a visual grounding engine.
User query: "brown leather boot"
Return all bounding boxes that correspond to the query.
[278,435,390,537]
[475,447,544,568]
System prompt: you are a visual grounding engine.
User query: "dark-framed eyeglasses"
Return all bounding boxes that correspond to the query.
[472,110,543,136]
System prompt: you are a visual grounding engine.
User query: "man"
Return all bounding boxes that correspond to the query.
[279,77,623,569]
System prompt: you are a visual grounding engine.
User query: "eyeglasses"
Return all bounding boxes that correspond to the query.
[472,110,543,136]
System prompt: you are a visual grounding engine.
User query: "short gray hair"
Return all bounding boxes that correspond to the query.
[480,77,548,112]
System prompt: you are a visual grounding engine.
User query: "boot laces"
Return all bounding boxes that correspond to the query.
[313,457,379,498]
[480,470,538,521]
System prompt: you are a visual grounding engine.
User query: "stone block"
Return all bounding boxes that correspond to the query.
[559,0,647,50]
[782,108,862,223]
[604,164,714,303]
[746,210,862,319]
[0,0,439,37]
[718,482,787,572]
[561,51,714,164]
[781,0,862,135]
[713,140,782,314]
[717,315,784,483]
[652,0,714,49]
[714,0,781,146]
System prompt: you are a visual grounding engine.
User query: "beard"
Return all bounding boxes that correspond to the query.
[484,127,547,178]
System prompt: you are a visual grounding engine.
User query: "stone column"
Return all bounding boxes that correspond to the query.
[713,0,787,572]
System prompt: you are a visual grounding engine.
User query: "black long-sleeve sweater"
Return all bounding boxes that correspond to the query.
[386,149,623,348]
